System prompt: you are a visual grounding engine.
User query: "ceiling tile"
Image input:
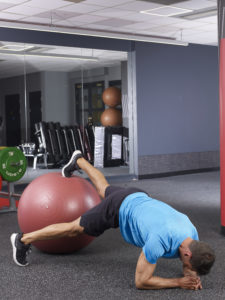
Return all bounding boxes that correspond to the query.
[57,3,104,13]
[20,16,54,24]
[139,0,189,4]
[33,11,63,20]
[197,23,217,31]
[0,11,25,19]
[52,19,86,27]
[79,23,120,31]
[66,14,108,24]
[91,7,134,18]
[92,18,136,27]
[0,2,15,10]
[182,28,216,37]
[174,0,216,10]
[147,16,184,25]
[134,29,170,38]
[115,1,161,12]
[84,0,133,7]
[4,5,48,15]
[34,10,81,20]
[195,15,217,23]
[122,12,161,22]
[172,20,209,29]
[4,0,28,3]
[145,25,180,34]
[123,22,155,30]
[54,10,82,18]
[23,0,70,10]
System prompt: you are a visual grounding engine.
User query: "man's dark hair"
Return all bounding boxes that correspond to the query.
[189,240,215,275]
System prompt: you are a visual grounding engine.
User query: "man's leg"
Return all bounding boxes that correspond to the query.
[62,150,110,199]
[21,217,84,245]
[11,216,84,267]
[77,157,110,199]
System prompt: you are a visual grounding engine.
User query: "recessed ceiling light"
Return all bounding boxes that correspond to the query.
[140,6,193,17]
[0,44,34,51]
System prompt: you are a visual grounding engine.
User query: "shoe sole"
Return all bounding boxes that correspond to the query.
[62,150,82,177]
[10,233,28,267]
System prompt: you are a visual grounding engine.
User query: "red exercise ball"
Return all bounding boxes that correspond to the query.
[18,172,101,254]
[102,87,121,107]
[101,108,122,127]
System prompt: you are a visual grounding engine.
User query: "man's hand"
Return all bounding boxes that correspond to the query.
[135,251,203,290]
[182,264,202,290]
[178,276,202,290]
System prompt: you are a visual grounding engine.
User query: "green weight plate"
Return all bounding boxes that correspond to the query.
[0,147,27,182]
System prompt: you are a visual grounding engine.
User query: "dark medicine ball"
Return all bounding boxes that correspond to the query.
[102,87,121,107]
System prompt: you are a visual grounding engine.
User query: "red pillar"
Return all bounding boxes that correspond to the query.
[220,39,225,231]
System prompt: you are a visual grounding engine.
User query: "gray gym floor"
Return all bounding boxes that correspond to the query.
[0,171,223,300]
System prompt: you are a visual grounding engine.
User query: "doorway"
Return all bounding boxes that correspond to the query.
[5,94,21,146]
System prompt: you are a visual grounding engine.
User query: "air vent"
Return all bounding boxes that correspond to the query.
[141,6,192,17]
[63,0,85,3]
[138,0,188,5]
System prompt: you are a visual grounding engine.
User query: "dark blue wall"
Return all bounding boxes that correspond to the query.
[135,42,219,156]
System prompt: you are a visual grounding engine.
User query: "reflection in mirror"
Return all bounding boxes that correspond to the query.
[0,41,130,177]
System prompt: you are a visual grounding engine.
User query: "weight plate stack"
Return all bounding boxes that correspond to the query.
[0,147,27,182]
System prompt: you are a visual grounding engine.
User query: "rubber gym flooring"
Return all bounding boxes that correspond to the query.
[0,171,223,300]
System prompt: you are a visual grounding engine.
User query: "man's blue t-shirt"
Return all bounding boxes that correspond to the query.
[119,192,199,264]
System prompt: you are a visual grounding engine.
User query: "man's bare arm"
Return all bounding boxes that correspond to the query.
[135,251,201,290]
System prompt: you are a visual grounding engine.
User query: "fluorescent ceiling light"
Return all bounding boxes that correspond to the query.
[0,22,188,46]
[0,50,99,61]
[0,44,34,51]
[178,7,217,20]
[140,6,193,17]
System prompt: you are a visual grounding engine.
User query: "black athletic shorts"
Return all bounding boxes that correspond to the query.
[80,185,147,237]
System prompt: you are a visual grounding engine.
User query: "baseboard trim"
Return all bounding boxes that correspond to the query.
[138,167,220,180]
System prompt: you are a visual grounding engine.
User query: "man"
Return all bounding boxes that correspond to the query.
[10,150,215,290]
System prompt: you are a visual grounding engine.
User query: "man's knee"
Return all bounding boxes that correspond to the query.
[102,184,110,198]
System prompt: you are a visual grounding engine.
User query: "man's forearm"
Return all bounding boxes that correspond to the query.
[136,276,180,290]
[183,266,197,277]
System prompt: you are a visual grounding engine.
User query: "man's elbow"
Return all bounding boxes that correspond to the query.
[135,276,150,289]
[135,278,144,289]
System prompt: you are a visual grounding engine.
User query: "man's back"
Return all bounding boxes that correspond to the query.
[119,192,199,264]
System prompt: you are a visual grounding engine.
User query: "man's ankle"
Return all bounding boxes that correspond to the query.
[21,235,29,245]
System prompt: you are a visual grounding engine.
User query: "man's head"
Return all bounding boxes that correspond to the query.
[189,240,215,275]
